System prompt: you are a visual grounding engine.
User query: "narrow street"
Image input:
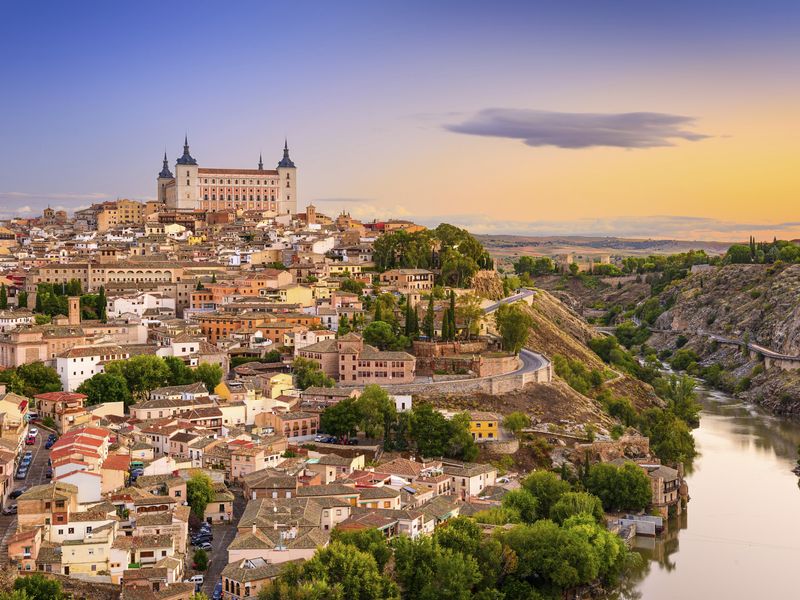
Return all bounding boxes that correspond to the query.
[0,430,51,567]
[198,491,247,596]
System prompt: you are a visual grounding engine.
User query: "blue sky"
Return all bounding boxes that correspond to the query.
[1,1,798,240]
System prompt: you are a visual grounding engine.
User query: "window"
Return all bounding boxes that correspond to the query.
[68,528,74,534]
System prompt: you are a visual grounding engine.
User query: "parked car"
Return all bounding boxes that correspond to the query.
[191,534,213,544]
[44,440,54,449]
[347,439,359,445]
[194,541,213,551]
[25,436,35,446]
[213,581,222,600]
[131,468,144,477]
[9,488,26,499]
[2,505,17,515]
[28,428,38,437]
[25,413,38,422]
[15,468,27,480]
[185,574,204,586]
[45,468,53,479]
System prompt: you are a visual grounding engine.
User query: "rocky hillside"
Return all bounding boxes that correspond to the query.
[425,289,663,433]
[651,263,800,414]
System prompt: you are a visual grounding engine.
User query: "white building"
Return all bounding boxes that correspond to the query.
[56,345,129,392]
[0,309,34,332]
[107,291,176,319]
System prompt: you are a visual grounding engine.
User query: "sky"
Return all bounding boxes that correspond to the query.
[1,0,798,241]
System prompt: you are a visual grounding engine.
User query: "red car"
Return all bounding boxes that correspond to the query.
[25,436,35,445]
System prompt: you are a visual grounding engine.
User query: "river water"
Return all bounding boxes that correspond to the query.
[619,385,800,599]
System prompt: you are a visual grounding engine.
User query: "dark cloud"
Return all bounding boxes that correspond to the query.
[444,108,710,149]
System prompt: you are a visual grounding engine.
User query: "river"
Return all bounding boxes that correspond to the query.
[618,384,800,599]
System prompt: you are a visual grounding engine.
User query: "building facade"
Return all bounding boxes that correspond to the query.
[158,137,297,215]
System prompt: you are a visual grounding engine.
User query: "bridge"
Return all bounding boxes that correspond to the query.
[483,288,536,314]
[601,321,800,372]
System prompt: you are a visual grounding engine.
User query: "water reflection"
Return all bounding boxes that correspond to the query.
[612,384,800,599]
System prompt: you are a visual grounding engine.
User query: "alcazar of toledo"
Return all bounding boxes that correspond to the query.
[157,136,297,215]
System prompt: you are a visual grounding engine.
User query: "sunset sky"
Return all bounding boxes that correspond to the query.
[1,1,798,241]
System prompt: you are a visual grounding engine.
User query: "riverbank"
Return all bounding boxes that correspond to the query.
[614,383,800,599]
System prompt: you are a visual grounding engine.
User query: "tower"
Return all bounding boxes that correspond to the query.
[276,139,297,216]
[174,135,199,210]
[157,151,174,205]
[68,296,80,326]
[258,153,264,171]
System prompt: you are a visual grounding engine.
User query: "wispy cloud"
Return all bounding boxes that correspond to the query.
[412,214,800,242]
[444,108,710,149]
[308,197,374,204]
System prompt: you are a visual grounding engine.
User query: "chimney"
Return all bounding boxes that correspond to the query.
[68,296,80,326]
[251,524,256,535]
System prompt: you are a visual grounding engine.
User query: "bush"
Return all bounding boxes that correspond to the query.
[585,462,652,512]
[193,549,209,571]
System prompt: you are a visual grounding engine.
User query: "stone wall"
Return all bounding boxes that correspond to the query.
[31,572,121,600]
[574,434,651,463]
[477,354,517,377]
[412,340,488,358]
[480,438,520,453]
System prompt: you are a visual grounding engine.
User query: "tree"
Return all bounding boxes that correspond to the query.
[423,295,435,340]
[292,357,334,390]
[363,321,396,350]
[404,300,419,339]
[13,574,65,600]
[165,356,195,386]
[17,291,27,310]
[340,278,366,295]
[520,471,570,518]
[392,535,480,600]
[193,548,209,571]
[549,491,605,524]
[456,293,483,340]
[0,285,7,309]
[76,373,133,408]
[568,262,580,276]
[10,362,62,397]
[187,472,215,518]
[355,384,397,441]
[726,244,753,264]
[105,355,170,400]
[448,290,457,338]
[494,303,532,354]
[277,542,399,600]
[502,412,530,437]
[638,407,696,464]
[320,397,362,439]
[585,462,652,512]
[408,404,477,461]
[194,363,222,393]
[501,489,538,523]
[331,528,392,571]
[337,313,351,336]
[97,285,107,322]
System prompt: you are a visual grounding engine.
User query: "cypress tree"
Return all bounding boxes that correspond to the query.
[449,290,457,339]
[423,295,435,340]
[0,284,7,309]
[98,285,107,323]
[374,301,383,323]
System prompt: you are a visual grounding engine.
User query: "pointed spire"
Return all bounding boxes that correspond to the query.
[177,133,197,165]
[278,138,295,168]
[159,149,174,178]
[258,153,264,171]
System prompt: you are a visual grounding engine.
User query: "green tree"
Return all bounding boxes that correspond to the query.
[0,285,7,309]
[585,463,652,512]
[549,491,605,524]
[355,384,397,440]
[502,412,530,437]
[638,407,696,464]
[76,373,133,408]
[393,535,481,600]
[292,357,334,390]
[320,397,362,439]
[17,291,28,310]
[194,363,223,393]
[340,278,366,295]
[186,472,215,519]
[337,313,351,336]
[331,528,392,571]
[13,573,65,600]
[494,303,532,354]
[423,295,435,340]
[105,355,170,400]
[520,471,571,518]
[10,362,62,397]
[97,285,107,322]
[165,356,195,386]
[280,542,399,600]
[193,548,209,571]
[363,321,396,350]
[726,244,753,264]
[455,293,483,340]
[501,489,538,523]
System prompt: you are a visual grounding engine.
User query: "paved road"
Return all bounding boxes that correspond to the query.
[198,490,247,597]
[0,430,50,566]
[483,288,536,314]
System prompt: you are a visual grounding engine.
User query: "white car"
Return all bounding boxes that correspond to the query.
[185,574,204,585]
[28,428,38,437]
